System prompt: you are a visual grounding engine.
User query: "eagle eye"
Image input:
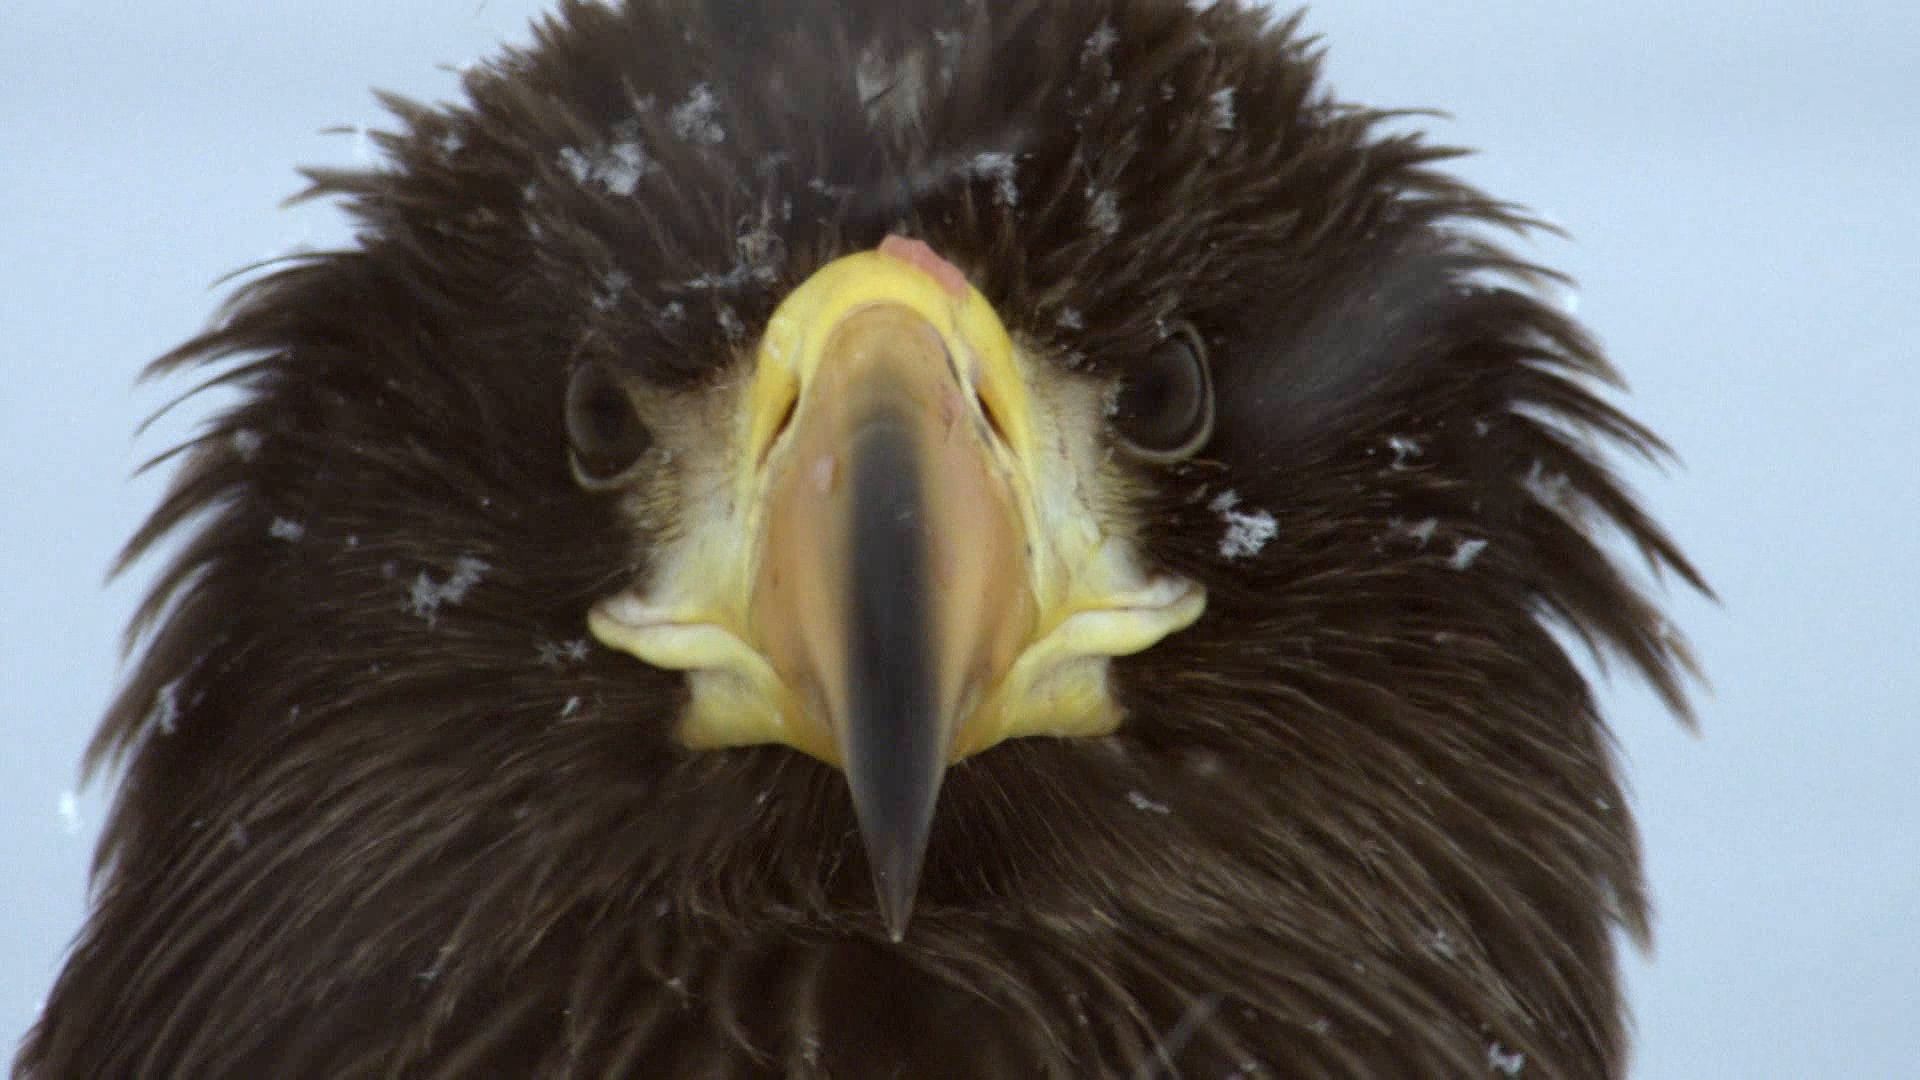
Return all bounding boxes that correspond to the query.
[1112,323,1214,462]
[565,360,653,488]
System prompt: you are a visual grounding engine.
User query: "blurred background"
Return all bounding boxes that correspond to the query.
[4,2,1915,1074]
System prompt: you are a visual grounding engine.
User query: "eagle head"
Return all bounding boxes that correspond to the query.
[23,1,1703,1076]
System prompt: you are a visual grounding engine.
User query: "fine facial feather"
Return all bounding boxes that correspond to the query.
[21,1,1705,1076]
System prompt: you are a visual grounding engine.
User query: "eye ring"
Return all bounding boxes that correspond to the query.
[564,360,653,489]
[1111,322,1214,463]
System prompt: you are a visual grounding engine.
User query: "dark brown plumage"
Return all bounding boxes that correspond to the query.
[20,1,1704,1076]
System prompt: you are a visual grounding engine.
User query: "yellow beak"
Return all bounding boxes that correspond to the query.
[588,238,1205,935]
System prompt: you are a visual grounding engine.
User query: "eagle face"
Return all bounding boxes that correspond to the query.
[24,1,1703,1077]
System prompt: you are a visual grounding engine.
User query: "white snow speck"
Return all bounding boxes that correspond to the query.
[230,429,263,460]
[1449,537,1490,570]
[593,269,632,313]
[406,556,490,625]
[1427,928,1460,961]
[715,303,746,341]
[600,141,650,194]
[1086,186,1121,237]
[268,517,306,542]
[557,148,591,183]
[659,300,686,324]
[1488,1042,1527,1076]
[560,696,582,720]
[148,678,183,737]
[559,137,651,196]
[1057,306,1086,331]
[1209,490,1278,560]
[670,83,725,144]
[1126,790,1172,814]
[58,791,82,835]
[1208,87,1236,130]
[1398,516,1438,548]
[537,639,592,667]
[1387,434,1424,468]
[968,151,1019,207]
[1082,20,1118,65]
[435,130,464,157]
[807,176,856,200]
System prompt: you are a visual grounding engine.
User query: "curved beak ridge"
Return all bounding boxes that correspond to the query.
[752,303,1032,937]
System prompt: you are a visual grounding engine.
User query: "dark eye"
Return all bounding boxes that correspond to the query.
[1112,324,1214,462]
[565,360,653,488]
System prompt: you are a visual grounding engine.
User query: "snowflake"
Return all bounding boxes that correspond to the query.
[1210,491,1277,560]
[1086,186,1121,237]
[1127,790,1172,814]
[1209,87,1236,130]
[669,83,725,144]
[406,557,490,625]
[968,152,1019,207]
[1449,538,1490,570]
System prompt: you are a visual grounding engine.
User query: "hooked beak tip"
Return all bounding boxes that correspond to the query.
[856,786,934,941]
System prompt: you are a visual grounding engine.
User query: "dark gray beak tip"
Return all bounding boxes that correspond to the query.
[846,414,945,944]
[874,852,923,943]
[848,717,942,943]
[856,791,934,941]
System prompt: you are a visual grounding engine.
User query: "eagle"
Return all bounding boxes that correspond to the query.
[19,1,1704,1076]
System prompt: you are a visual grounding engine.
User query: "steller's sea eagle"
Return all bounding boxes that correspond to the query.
[20,1,1705,1075]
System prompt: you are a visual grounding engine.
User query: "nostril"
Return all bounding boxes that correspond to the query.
[774,394,798,441]
[976,386,1011,447]
[761,391,799,464]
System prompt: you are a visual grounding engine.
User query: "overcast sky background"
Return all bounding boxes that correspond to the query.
[4,2,1916,1075]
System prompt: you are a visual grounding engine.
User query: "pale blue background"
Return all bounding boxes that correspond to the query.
[5,3,1916,1075]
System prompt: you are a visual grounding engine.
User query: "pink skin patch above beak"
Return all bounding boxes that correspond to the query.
[878,235,970,299]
